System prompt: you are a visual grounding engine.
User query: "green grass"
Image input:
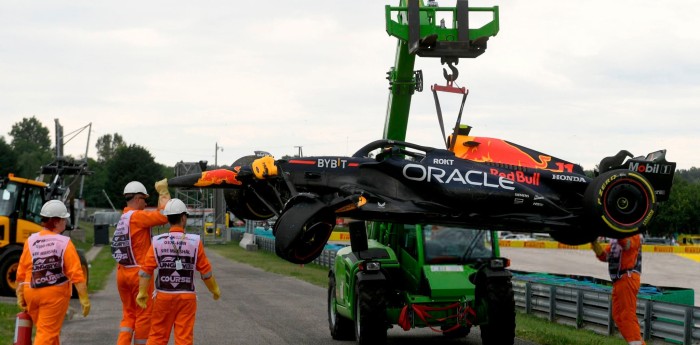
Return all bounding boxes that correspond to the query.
[87,247,116,293]
[211,241,629,345]
[0,303,21,345]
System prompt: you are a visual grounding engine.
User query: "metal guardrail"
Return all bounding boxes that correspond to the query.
[246,235,699,345]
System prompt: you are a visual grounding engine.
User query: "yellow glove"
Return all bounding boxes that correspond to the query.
[74,282,90,317]
[155,178,169,195]
[136,276,150,309]
[203,275,221,300]
[155,178,171,210]
[591,240,604,257]
[16,284,27,311]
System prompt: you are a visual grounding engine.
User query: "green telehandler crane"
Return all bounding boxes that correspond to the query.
[327,1,516,344]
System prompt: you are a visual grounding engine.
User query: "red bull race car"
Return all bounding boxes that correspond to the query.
[168,130,676,264]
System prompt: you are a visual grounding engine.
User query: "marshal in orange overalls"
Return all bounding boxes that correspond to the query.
[16,230,86,345]
[594,234,645,345]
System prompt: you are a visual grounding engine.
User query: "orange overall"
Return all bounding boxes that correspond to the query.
[116,207,167,345]
[140,226,213,345]
[16,230,86,345]
[596,234,645,345]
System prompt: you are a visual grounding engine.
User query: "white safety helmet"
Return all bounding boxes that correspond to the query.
[163,198,189,216]
[40,200,70,219]
[123,181,149,197]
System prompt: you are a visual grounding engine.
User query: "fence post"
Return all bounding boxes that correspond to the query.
[525,283,532,315]
[643,300,652,341]
[576,290,583,329]
[683,306,692,345]
[548,286,556,322]
[607,294,614,336]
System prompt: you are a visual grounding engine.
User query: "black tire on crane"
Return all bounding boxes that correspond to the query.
[273,196,335,264]
[584,169,655,239]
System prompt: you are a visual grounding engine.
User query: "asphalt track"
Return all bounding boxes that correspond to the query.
[53,249,538,345]
[501,247,700,306]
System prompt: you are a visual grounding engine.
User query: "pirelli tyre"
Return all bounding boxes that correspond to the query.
[224,155,275,221]
[328,274,354,340]
[584,169,656,239]
[273,195,335,264]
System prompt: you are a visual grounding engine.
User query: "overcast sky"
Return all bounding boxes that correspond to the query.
[2,0,698,171]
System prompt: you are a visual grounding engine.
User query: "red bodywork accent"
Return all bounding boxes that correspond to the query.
[289,160,316,165]
[195,169,241,187]
[453,136,578,173]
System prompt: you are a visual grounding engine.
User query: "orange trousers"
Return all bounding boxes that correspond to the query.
[146,292,197,345]
[117,266,154,345]
[24,284,71,345]
[612,273,646,345]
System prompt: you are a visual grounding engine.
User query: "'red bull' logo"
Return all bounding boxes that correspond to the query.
[489,168,540,186]
[195,169,241,187]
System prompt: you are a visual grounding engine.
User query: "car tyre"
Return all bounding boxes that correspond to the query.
[584,169,655,239]
[273,196,335,264]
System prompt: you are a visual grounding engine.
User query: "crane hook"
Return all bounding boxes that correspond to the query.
[441,58,459,84]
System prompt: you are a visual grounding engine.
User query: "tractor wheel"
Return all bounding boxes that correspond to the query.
[478,276,515,345]
[354,281,387,345]
[328,275,354,340]
[72,250,89,299]
[550,230,598,246]
[224,155,275,221]
[273,196,335,264]
[584,169,655,239]
[0,252,21,296]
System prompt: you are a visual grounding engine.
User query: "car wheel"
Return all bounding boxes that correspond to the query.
[354,281,387,345]
[328,275,354,340]
[224,155,276,221]
[273,196,335,264]
[478,276,515,345]
[584,169,655,239]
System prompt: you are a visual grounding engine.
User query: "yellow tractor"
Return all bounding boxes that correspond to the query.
[0,172,89,296]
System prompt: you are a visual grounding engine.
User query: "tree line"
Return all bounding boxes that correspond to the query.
[1,116,698,236]
[1,116,171,210]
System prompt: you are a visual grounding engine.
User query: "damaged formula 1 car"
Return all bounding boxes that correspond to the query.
[168,129,676,264]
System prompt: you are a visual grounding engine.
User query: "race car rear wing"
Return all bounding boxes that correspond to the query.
[599,149,676,202]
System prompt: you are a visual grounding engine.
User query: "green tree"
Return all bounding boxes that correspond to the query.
[104,144,169,208]
[95,133,126,162]
[81,158,110,209]
[9,117,53,178]
[0,136,18,176]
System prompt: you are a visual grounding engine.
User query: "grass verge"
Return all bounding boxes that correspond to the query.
[210,241,627,345]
